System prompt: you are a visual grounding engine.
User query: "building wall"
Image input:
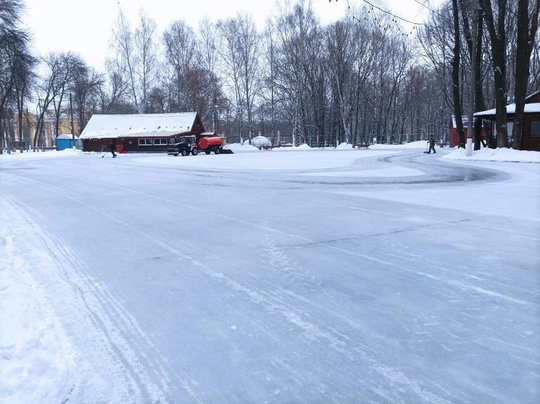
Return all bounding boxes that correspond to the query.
[11,111,81,150]
[448,125,487,148]
[523,114,540,151]
[82,137,177,153]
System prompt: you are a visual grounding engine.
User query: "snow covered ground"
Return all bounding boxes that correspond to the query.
[1,142,539,403]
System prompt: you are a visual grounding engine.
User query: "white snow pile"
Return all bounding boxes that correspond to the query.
[1,148,84,159]
[224,143,259,153]
[443,146,540,163]
[0,235,75,403]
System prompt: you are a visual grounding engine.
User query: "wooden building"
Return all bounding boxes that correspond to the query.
[474,90,540,151]
[79,112,205,153]
[448,116,487,148]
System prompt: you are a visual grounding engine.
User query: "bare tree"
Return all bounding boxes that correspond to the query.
[260,20,279,141]
[99,68,133,114]
[326,20,358,144]
[199,19,223,131]
[134,10,158,113]
[511,0,539,149]
[480,0,509,147]
[0,0,34,154]
[108,8,157,113]
[218,14,260,143]
[46,53,85,140]
[273,1,325,146]
[33,53,76,149]
[71,63,104,132]
[109,10,138,110]
[418,4,454,143]
[450,0,466,148]
[162,20,199,110]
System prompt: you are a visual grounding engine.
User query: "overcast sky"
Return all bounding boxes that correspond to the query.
[21,0,443,70]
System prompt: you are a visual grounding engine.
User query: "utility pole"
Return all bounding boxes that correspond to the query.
[69,92,75,148]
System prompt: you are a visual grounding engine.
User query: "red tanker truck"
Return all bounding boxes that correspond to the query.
[198,136,223,154]
[167,133,224,156]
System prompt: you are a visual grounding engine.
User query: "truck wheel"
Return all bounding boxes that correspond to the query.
[181,149,188,156]
[205,150,211,155]
[214,147,221,155]
[191,147,199,156]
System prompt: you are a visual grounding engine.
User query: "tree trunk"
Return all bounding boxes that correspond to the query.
[511,0,539,150]
[480,0,509,148]
[452,0,466,148]
[0,108,4,155]
[464,5,487,150]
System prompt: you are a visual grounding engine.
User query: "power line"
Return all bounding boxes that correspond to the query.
[341,0,425,37]
[412,0,436,13]
[332,0,438,36]
[356,0,425,26]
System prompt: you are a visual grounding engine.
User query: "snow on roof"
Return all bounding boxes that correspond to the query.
[525,89,540,101]
[474,103,540,117]
[451,115,469,128]
[57,134,78,139]
[79,112,198,139]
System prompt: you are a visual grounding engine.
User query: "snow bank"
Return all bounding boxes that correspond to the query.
[0,235,74,402]
[223,143,259,153]
[0,148,84,159]
[443,147,540,163]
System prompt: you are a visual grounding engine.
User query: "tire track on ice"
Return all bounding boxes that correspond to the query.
[127,219,453,403]
[5,171,451,402]
[2,194,200,402]
[61,174,455,402]
[252,234,455,403]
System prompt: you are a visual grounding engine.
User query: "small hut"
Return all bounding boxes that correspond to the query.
[56,134,80,150]
[474,90,540,151]
[79,112,204,153]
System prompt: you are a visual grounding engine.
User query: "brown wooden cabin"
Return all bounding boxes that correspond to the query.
[474,90,540,151]
[448,116,487,148]
[80,112,205,153]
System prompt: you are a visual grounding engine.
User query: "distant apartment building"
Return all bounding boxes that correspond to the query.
[4,108,80,151]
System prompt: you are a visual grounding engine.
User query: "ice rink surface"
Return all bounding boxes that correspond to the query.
[1,146,539,403]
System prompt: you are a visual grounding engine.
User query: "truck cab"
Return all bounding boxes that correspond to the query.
[167,135,198,156]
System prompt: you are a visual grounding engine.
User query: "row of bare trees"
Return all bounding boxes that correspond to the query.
[1,0,539,153]
[421,0,538,149]
[0,0,34,153]
[1,0,104,153]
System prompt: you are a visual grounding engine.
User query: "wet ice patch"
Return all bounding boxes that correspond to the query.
[297,166,425,178]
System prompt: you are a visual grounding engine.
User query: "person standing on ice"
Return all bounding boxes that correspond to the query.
[110,141,117,158]
[428,135,436,154]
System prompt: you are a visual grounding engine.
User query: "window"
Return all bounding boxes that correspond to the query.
[138,138,152,146]
[154,138,168,145]
[531,121,540,138]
